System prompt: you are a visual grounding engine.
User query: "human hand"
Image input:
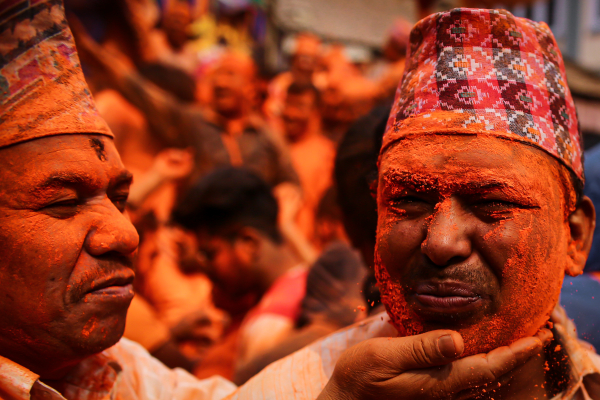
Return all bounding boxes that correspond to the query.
[273,183,303,227]
[317,328,553,400]
[170,307,230,345]
[150,148,194,182]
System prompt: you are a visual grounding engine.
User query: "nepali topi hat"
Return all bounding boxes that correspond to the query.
[382,8,584,183]
[0,0,112,149]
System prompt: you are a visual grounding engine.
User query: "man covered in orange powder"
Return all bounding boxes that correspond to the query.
[171,167,309,374]
[281,81,336,244]
[0,1,236,398]
[264,33,322,122]
[373,17,412,101]
[72,33,300,192]
[226,9,600,400]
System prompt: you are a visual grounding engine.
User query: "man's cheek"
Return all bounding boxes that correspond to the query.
[377,218,424,264]
[374,250,424,337]
[374,220,425,338]
[34,220,88,304]
[498,215,565,335]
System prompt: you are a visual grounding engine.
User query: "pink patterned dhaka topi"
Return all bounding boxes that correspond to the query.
[381,8,584,183]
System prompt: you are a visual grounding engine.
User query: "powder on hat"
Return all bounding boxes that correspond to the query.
[0,0,112,149]
[381,8,584,183]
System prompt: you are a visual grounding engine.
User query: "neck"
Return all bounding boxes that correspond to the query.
[207,107,247,132]
[0,339,82,380]
[291,68,312,83]
[258,243,301,293]
[474,339,567,399]
[287,129,309,144]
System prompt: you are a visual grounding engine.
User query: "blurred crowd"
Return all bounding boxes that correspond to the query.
[62,0,600,385]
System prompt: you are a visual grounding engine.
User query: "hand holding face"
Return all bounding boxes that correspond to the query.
[317,328,553,400]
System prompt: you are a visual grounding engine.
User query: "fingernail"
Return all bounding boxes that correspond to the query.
[438,334,457,358]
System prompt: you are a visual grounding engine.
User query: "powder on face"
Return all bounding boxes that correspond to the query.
[0,134,139,377]
[376,134,575,356]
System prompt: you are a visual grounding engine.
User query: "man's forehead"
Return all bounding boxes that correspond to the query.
[3,134,111,155]
[379,135,560,190]
[0,135,129,189]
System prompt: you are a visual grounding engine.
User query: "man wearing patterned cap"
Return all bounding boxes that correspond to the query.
[0,1,239,399]
[226,8,600,400]
[2,4,599,400]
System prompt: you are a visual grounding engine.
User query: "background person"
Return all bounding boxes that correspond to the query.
[172,167,309,372]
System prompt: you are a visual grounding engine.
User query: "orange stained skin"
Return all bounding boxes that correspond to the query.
[209,52,256,120]
[194,232,258,298]
[282,91,319,142]
[376,134,577,357]
[294,34,321,59]
[287,130,335,242]
[0,134,139,379]
[292,34,321,77]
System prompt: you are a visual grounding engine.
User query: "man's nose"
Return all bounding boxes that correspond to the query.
[421,198,472,267]
[85,199,140,257]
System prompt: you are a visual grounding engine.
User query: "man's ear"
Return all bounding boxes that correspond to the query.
[234,227,262,266]
[368,176,378,201]
[565,195,596,276]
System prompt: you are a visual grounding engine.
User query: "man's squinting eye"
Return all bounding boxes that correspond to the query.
[111,192,129,212]
[43,198,81,218]
[387,194,433,217]
[392,195,428,205]
[470,198,535,219]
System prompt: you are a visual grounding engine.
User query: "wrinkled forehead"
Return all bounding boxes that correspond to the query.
[378,134,569,197]
[0,135,127,193]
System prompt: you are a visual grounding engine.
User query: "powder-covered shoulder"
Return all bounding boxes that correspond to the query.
[103,338,237,400]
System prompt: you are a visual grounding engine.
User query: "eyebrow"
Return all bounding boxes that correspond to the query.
[381,171,513,193]
[110,171,134,188]
[30,173,93,194]
[30,170,133,195]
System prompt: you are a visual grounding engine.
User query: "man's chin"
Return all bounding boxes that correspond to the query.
[63,303,130,357]
[432,317,536,358]
[384,306,533,358]
[458,325,520,357]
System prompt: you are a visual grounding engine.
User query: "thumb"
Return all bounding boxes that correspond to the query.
[393,330,465,371]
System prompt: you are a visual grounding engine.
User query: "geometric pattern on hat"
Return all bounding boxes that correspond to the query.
[0,0,112,148]
[381,8,584,183]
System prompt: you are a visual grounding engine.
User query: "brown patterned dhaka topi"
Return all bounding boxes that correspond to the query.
[0,0,112,149]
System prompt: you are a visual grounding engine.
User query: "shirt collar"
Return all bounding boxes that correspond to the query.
[0,354,41,399]
[0,351,122,400]
[550,305,600,399]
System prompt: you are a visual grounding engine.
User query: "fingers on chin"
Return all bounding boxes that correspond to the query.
[439,337,544,393]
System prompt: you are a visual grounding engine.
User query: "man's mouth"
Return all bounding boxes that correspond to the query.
[214,88,232,99]
[412,281,484,314]
[84,271,135,301]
